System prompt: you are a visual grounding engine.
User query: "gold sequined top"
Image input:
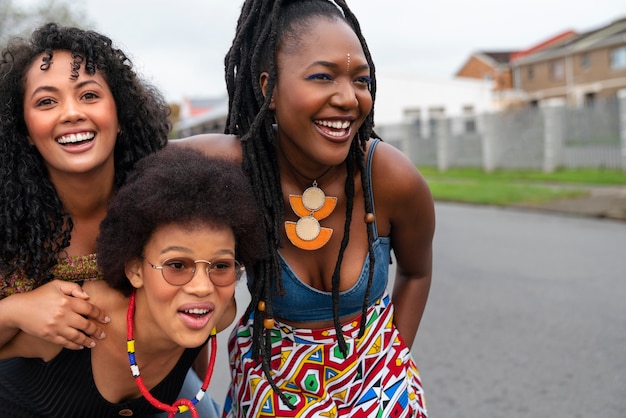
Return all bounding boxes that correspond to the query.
[0,254,103,299]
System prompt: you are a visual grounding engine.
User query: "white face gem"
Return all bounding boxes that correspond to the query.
[346,53,351,72]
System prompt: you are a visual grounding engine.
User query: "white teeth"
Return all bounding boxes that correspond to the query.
[315,120,350,129]
[184,308,209,315]
[57,132,95,144]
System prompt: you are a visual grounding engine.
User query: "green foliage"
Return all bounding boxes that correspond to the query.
[1,0,92,48]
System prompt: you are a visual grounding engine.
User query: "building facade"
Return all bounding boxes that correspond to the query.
[512,17,626,107]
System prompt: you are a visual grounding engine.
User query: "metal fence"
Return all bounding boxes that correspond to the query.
[376,94,626,172]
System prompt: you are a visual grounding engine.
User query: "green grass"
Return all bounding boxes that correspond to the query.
[418,166,626,185]
[419,167,625,205]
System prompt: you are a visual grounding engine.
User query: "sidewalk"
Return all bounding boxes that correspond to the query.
[510,185,626,221]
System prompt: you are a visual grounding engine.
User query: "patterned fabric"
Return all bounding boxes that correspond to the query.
[0,254,102,299]
[223,293,427,417]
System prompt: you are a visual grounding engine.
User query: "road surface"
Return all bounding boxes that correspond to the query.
[209,202,626,417]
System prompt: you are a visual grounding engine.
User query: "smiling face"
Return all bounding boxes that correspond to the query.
[127,223,237,348]
[265,17,373,173]
[22,50,119,182]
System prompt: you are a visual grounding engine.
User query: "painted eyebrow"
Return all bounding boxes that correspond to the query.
[307,60,370,72]
[29,79,104,100]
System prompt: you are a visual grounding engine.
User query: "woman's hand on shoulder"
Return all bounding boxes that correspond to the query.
[0,280,110,351]
[170,133,242,163]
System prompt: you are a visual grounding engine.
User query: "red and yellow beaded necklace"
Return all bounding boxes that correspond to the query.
[126,289,217,418]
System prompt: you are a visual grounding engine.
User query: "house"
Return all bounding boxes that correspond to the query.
[173,72,496,138]
[174,96,228,137]
[455,31,580,109]
[455,51,517,91]
[374,70,493,136]
[511,16,626,107]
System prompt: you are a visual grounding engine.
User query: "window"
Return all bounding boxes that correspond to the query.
[403,108,422,134]
[610,46,626,70]
[584,92,596,107]
[527,65,534,80]
[462,105,476,134]
[403,108,421,124]
[428,107,445,138]
[550,60,564,80]
[580,53,590,71]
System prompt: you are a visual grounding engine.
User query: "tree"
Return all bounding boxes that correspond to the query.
[1,0,92,48]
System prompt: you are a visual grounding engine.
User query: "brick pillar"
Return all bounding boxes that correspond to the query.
[542,103,565,173]
[618,89,626,171]
[480,113,498,172]
[436,116,450,171]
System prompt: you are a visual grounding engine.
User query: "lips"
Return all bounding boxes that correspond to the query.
[177,304,215,330]
[57,132,95,145]
[314,120,352,138]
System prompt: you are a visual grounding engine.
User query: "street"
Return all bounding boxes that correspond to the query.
[415,203,626,417]
[210,202,626,417]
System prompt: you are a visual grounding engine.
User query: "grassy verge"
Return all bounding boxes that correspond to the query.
[418,167,625,206]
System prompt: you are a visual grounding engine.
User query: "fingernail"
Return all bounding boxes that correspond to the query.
[98,331,106,339]
[104,316,111,323]
[87,341,96,348]
[82,291,89,297]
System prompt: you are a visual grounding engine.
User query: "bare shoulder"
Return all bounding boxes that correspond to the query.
[368,139,435,236]
[170,133,242,163]
[368,139,431,199]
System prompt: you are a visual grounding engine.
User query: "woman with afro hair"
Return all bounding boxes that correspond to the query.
[0,146,265,417]
[0,23,222,416]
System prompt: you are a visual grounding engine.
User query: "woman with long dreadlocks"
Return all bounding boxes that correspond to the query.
[179,0,434,416]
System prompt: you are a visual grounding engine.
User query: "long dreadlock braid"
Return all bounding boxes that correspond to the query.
[224,0,379,407]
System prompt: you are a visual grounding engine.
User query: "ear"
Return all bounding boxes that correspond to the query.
[125,258,144,289]
[259,72,275,110]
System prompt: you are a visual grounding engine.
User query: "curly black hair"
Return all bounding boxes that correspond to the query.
[224,0,378,405]
[0,23,171,285]
[96,146,265,296]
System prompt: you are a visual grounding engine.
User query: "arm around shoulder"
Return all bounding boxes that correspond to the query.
[170,133,242,163]
[0,293,61,361]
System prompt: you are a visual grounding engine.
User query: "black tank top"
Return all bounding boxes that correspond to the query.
[0,344,202,417]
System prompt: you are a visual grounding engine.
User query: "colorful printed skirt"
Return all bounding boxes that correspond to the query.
[223,293,428,417]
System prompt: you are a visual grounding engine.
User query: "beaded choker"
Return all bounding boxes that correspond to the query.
[126,290,217,418]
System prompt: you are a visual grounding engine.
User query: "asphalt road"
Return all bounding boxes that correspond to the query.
[209,202,626,417]
[415,202,626,418]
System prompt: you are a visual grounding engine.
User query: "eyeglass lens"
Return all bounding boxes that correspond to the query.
[160,258,240,286]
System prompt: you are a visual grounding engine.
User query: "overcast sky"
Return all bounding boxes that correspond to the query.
[56,0,626,103]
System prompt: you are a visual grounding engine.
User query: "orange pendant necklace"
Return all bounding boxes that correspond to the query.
[285,180,337,250]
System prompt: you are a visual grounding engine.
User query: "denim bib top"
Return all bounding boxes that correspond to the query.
[269,138,390,322]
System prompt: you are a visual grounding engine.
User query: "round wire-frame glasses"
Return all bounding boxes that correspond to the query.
[143,257,244,287]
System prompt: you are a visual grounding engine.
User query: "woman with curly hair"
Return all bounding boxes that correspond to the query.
[179,0,434,416]
[0,23,222,416]
[0,146,265,417]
